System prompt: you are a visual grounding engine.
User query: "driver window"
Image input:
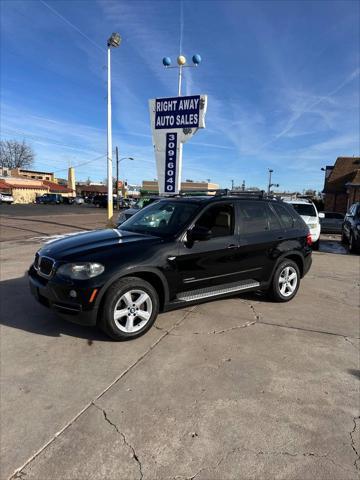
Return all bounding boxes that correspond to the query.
[195,204,234,237]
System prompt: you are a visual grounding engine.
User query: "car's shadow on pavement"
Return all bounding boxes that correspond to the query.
[0,274,111,342]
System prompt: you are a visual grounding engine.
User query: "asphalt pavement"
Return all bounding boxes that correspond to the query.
[0,206,359,480]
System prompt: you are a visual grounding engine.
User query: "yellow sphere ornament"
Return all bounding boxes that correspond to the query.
[177,55,186,66]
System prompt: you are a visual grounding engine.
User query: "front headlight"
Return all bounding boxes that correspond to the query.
[57,262,105,280]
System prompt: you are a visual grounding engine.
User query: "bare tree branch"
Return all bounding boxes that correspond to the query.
[0,140,35,169]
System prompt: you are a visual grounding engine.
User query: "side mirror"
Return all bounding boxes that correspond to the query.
[318,212,325,219]
[188,225,211,242]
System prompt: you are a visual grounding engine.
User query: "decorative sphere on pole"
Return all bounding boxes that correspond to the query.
[177,55,187,66]
[192,54,201,65]
[162,57,171,67]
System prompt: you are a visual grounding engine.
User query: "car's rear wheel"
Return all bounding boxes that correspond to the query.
[100,277,159,340]
[269,260,300,302]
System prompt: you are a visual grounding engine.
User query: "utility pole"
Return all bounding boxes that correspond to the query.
[267,168,279,194]
[231,179,234,190]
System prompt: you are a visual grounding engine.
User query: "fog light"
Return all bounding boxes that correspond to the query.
[69,290,77,298]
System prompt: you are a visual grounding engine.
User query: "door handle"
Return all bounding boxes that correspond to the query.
[227,244,238,249]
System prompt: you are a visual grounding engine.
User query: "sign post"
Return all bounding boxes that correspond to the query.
[149,94,207,195]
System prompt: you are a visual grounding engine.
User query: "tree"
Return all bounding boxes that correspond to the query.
[0,139,35,169]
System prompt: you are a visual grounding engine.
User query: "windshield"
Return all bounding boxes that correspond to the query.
[289,203,317,217]
[119,200,201,237]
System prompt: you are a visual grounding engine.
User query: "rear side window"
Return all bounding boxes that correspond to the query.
[272,203,295,229]
[238,202,281,234]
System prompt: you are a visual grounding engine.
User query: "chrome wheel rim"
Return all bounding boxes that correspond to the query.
[279,266,297,297]
[114,289,152,333]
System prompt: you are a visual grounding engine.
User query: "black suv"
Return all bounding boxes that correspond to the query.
[342,202,360,253]
[29,193,312,340]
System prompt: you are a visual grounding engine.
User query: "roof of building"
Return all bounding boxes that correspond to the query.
[17,168,54,175]
[0,180,11,191]
[323,157,360,193]
[77,185,107,193]
[42,180,73,193]
[0,179,48,190]
[346,169,360,187]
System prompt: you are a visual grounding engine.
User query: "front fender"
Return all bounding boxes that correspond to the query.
[94,266,170,309]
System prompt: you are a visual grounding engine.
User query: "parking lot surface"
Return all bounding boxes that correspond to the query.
[1,206,359,480]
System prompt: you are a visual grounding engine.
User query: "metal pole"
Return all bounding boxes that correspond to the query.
[268,169,273,194]
[178,65,182,96]
[116,146,119,210]
[231,179,234,190]
[107,46,113,221]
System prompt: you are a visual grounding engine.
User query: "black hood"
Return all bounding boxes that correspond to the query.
[39,229,160,261]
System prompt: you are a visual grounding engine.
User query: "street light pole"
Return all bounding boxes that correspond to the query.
[115,152,134,209]
[116,146,119,210]
[106,32,121,222]
[107,45,113,221]
[268,169,273,194]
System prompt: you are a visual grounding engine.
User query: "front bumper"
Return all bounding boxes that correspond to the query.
[28,267,99,326]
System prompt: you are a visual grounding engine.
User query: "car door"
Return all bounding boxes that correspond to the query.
[174,202,243,292]
[235,201,285,283]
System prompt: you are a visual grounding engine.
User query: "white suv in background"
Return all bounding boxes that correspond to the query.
[283,198,321,250]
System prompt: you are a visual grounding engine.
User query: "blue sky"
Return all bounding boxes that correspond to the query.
[1,0,359,191]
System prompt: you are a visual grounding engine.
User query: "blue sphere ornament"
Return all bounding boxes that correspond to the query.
[192,54,202,65]
[162,57,171,67]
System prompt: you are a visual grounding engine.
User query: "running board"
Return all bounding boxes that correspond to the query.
[177,279,260,302]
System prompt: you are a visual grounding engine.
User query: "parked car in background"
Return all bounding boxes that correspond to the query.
[0,193,14,204]
[117,196,161,225]
[284,198,321,250]
[63,196,75,205]
[319,211,344,234]
[35,194,64,204]
[74,196,85,205]
[342,202,360,253]
[29,193,312,340]
[92,194,118,208]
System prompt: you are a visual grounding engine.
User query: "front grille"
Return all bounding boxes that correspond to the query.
[38,256,55,278]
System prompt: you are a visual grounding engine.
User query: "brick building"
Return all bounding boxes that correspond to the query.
[323,157,360,213]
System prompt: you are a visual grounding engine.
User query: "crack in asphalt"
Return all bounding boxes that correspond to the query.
[350,416,360,470]
[93,403,143,480]
[208,320,256,335]
[8,307,195,480]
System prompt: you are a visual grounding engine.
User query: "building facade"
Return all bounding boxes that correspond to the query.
[142,180,219,194]
[323,157,360,213]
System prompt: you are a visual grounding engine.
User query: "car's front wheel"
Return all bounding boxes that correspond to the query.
[269,260,300,302]
[100,277,159,340]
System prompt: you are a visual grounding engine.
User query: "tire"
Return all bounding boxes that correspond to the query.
[312,239,320,251]
[100,277,159,340]
[269,259,300,303]
[348,233,358,254]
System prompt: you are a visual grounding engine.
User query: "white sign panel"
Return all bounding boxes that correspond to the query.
[149,94,207,195]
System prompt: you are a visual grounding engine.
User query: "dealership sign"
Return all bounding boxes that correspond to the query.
[149,94,207,194]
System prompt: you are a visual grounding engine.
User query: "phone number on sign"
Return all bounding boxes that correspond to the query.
[165,133,177,192]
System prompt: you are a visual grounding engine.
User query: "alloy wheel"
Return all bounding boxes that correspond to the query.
[113,289,153,333]
[278,266,298,297]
